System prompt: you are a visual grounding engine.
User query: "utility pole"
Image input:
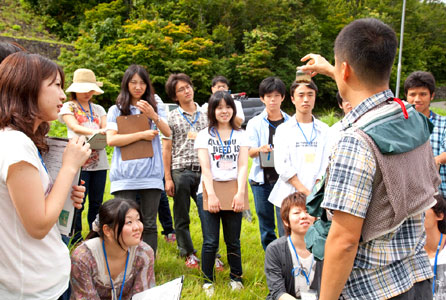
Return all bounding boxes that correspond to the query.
[395,0,406,98]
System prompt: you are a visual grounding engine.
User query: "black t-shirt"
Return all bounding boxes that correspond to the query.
[264,118,285,184]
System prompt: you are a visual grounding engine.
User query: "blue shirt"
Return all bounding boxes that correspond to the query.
[246,109,290,184]
[106,104,166,193]
[429,111,446,198]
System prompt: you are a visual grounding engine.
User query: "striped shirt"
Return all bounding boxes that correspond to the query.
[429,111,446,198]
[322,89,433,299]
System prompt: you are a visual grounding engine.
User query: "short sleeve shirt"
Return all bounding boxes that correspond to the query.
[194,127,249,181]
[166,104,208,170]
[59,101,109,171]
[429,111,446,198]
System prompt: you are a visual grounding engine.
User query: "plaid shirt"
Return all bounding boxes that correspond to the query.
[429,111,446,198]
[165,103,208,170]
[322,89,433,299]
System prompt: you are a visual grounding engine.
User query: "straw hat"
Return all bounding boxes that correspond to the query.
[66,68,104,95]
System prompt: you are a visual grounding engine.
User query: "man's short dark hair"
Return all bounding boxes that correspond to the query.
[336,92,343,107]
[211,75,229,88]
[334,18,397,86]
[259,77,286,98]
[404,71,436,97]
[165,73,193,103]
[290,80,318,97]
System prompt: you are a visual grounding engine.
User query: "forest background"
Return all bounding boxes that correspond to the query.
[2,0,446,111]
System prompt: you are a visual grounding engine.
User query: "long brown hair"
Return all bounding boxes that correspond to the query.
[0,52,64,152]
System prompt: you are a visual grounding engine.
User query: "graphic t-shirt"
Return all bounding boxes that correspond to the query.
[59,101,109,171]
[194,127,249,185]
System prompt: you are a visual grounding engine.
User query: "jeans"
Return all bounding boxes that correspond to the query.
[158,189,175,236]
[73,170,107,242]
[250,181,284,250]
[113,189,161,254]
[197,193,243,283]
[171,168,203,256]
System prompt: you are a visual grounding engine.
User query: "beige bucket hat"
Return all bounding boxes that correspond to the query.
[66,68,104,95]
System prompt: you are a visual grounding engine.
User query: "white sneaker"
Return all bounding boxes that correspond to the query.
[229,280,244,291]
[203,283,214,297]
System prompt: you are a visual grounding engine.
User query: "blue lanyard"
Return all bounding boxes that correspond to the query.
[215,128,234,156]
[433,233,443,295]
[263,114,289,129]
[430,111,434,121]
[178,107,199,129]
[77,100,94,123]
[102,240,130,300]
[296,120,316,145]
[288,236,314,286]
[37,150,48,174]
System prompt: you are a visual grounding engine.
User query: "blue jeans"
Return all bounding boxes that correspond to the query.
[197,193,243,283]
[158,189,175,235]
[250,181,284,250]
[73,170,107,241]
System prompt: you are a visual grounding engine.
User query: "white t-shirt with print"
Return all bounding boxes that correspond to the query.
[194,127,249,193]
[0,129,70,299]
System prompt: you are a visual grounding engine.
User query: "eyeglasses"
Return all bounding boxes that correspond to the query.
[176,85,192,94]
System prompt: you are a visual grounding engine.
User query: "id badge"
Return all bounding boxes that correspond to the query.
[301,290,318,300]
[187,131,197,140]
[219,158,234,170]
[305,152,315,163]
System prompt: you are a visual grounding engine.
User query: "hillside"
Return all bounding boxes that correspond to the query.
[0,0,71,60]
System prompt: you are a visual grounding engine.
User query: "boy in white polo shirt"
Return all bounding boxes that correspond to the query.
[269,80,328,208]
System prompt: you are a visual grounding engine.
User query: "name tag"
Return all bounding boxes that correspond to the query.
[301,290,317,300]
[187,131,197,140]
[305,153,315,163]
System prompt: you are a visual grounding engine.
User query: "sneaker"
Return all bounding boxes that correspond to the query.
[229,280,244,291]
[164,233,176,243]
[185,253,200,269]
[202,283,214,297]
[215,257,224,272]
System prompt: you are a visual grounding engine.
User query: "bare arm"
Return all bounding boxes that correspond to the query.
[136,100,171,137]
[7,136,90,239]
[62,114,102,136]
[198,148,221,213]
[162,139,175,197]
[106,129,158,147]
[233,146,249,212]
[248,144,273,158]
[319,210,363,300]
[435,152,446,168]
[288,175,311,196]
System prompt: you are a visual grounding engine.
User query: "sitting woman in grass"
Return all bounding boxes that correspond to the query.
[194,91,249,297]
[264,192,320,300]
[70,198,156,300]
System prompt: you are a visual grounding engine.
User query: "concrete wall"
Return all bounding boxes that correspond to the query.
[0,36,73,60]
[435,87,446,100]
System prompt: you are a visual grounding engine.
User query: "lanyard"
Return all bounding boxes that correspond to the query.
[37,150,48,174]
[289,236,314,286]
[178,107,199,129]
[77,100,94,123]
[433,233,443,296]
[102,240,130,300]
[215,128,234,156]
[296,120,316,145]
[263,114,289,129]
[430,111,434,121]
